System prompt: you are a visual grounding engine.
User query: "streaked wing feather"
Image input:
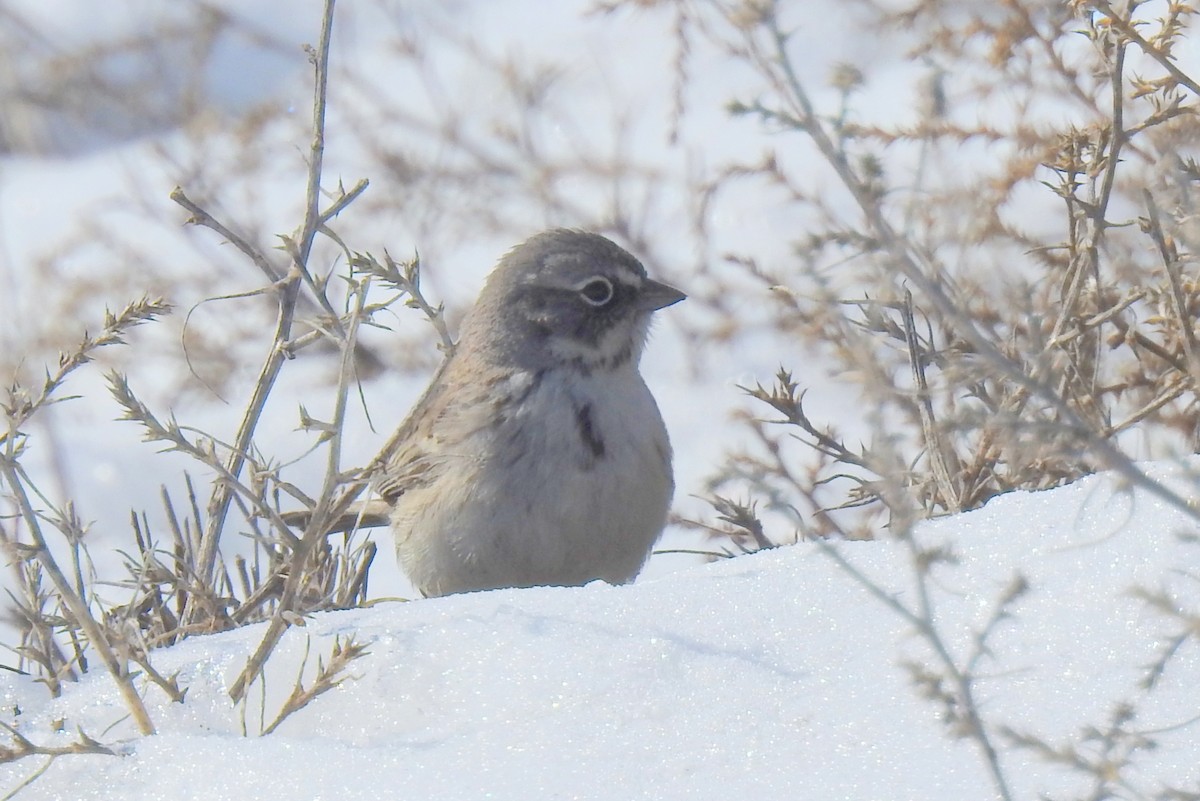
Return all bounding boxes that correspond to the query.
[372,355,527,503]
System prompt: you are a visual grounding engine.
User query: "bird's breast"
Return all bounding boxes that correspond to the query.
[474,365,673,581]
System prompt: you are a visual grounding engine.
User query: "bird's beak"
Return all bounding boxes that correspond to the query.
[638,278,686,311]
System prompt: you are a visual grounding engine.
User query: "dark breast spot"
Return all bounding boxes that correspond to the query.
[575,401,606,463]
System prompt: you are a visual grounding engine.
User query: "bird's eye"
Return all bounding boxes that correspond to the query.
[577,277,615,307]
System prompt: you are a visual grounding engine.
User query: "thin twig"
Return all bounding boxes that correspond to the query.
[900,291,961,513]
[229,0,341,703]
[261,635,369,735]
[1144,189,1199,376]
[169,187,281,283]
[1091,0,1200,97]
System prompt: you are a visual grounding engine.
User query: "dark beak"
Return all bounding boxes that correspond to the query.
[638,278,686,311]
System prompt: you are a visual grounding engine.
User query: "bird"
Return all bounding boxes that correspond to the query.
[371,229,685,597]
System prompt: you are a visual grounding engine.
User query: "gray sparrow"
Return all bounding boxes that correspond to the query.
[375,229,685,597]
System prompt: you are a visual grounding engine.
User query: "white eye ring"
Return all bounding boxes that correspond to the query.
[577,276,615,306]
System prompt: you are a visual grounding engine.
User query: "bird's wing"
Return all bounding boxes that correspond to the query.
[372,356,541,503]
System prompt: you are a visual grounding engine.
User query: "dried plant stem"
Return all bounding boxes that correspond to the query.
[0,460,155,736]
[169,188,280,283]
[170,0,347,633]
[1144,189,1199,377]
[261,635,369,735]
[1090,0,1200,97]
[295,1,336,267]
[900,291,960,513]
[192,273,300,622]
[228,0,341,704]
[0,721,116,765]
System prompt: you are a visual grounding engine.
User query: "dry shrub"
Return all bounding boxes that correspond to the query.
[604,0,1200,545]
[0,2,392,746]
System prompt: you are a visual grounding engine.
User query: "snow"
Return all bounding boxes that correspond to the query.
[1,465,1197,799]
